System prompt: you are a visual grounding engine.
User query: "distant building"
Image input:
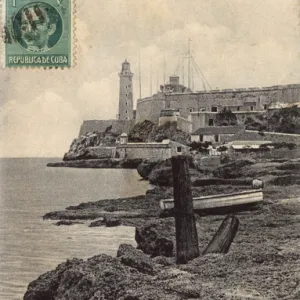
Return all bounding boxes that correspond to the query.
[191,126,244,143]
[136,76,300,127]
[79,60,300,140]
[228,140,272,153]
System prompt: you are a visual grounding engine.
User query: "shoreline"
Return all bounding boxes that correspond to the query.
[25,189,300,299]
[24,156,300,299]
[47,158,143,169]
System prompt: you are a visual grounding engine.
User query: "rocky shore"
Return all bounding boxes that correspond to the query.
[30,152,300,299]
[25,192,300,300]
[47,158,143,169]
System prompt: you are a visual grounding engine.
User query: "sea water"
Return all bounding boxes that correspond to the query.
[0,158,149,300]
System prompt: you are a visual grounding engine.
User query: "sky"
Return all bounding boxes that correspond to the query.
[0,0,300,157]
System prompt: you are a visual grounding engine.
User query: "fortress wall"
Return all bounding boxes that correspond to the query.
[144,84,300,120]
[247,130,300,145]
[136,96,166,123]
[232,130,300,145]
[79,120,135,137]
[177,117,192,133]
[86,147,116,158]
[168,94,243,118]
[117,145,172,160]
[280,86,300,103]
[158,116,178,127]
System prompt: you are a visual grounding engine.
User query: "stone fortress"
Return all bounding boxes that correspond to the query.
[79,59,300,137]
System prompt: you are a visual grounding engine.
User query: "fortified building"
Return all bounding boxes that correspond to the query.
[79,60,300,136]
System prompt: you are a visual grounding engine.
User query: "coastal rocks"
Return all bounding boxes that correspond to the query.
[148,167,173,186]
[136,160,159,180]
[117,244,155,275]
[55,220,84,226]
[148,121,190,145]
[128,120,156,142]
[105,217,121,227]
[63,129,119,161]
[89,219,104,227]
[128,120,190,145]
[213,159,256,179]
[23,254,148,300]
[135,218,175,257]
[89,217,121,227]
[147,159,172,186]
[47,158,143,169]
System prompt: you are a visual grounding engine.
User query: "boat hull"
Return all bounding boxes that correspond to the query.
[160,189,263,211]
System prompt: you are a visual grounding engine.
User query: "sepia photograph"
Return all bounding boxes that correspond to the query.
[1,0,300,299]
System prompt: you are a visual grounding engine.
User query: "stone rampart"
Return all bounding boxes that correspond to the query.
[136,94,167,123]
[79,120,135,137]
[247,130,300,145]
[177,117,192,133]
[86,147,116,158]
[136,83,300,121]
[117,144,172,160]
[232,130,300,145]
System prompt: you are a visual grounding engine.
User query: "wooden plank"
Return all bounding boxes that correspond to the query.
[203,215,239,254]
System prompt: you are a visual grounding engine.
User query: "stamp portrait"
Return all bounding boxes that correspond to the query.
[4,0,72,67]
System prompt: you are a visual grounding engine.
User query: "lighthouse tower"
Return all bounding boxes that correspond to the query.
[118,59,134,120]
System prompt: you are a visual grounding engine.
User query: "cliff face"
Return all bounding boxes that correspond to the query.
[128,120,190,145]
[63,128,119,161]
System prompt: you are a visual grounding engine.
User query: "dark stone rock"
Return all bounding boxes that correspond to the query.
[152,256,175,266]
[213,159,255,179]
[137,160,159,180]
[128,120,157,142]
[148,166,173,186]
[55,220,83,226]
[159,208,174,218]
[24,255,151,300]
[117,244,155,275]
[104,216,121,227]
[135,219,175,257]
[89,219,105,227]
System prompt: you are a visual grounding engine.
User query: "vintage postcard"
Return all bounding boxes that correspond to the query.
[1,1,300,299]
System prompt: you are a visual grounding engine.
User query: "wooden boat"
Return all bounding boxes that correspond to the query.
[160,189,263,212]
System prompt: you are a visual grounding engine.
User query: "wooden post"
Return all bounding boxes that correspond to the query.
[172,155,199,264]
[203,215,239,255]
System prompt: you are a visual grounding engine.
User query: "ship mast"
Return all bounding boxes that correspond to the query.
[139,50,142,99]
[150,57,152,95]
[188,38,191,90]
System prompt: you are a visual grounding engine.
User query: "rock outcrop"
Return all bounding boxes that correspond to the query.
[117,244,156,275]
[23,253,148,300]
[136,160,159,180]
[128,120,190,145]
[213,159,256,179]
[148,121,190,145]
[128,120,157,142]
[63,127,119,161]
[135,218,175,257]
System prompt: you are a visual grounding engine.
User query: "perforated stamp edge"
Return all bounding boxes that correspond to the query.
[0,0,77,69]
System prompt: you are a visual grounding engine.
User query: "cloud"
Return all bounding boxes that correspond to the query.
[0,92,80,157]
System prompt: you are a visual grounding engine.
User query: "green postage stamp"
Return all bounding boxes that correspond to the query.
[3,0,73,67]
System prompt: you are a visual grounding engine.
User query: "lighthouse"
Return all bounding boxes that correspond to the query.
[118,59,134,120]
